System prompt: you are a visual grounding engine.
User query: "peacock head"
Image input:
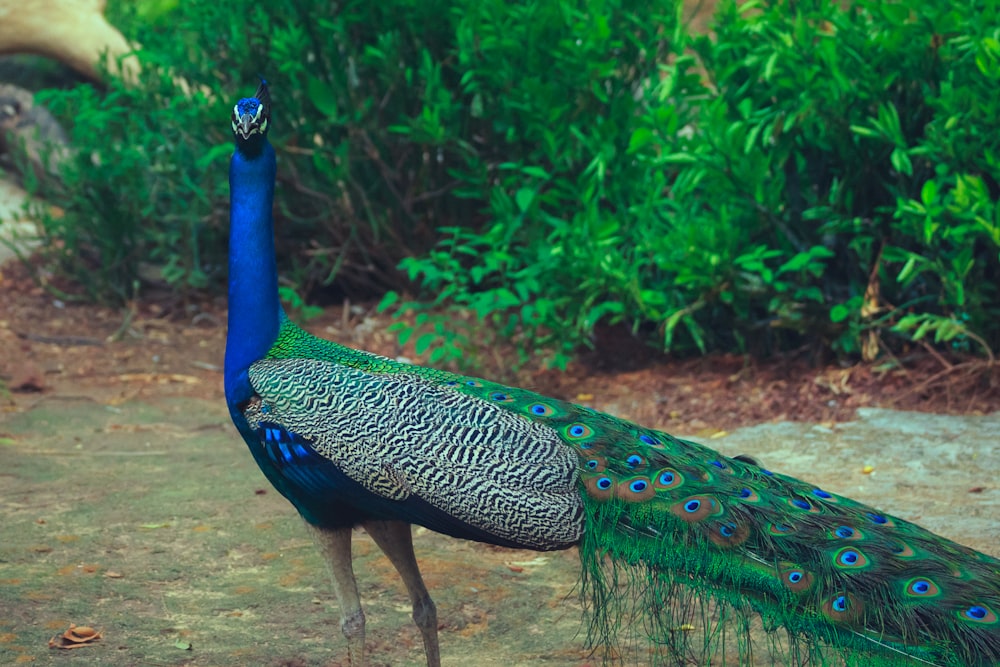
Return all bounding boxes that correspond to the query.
[231,79,270,154]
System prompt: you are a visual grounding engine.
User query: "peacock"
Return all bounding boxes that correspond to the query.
[224,81,1000,667]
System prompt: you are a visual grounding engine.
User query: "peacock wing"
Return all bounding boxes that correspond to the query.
[244,357,584,550]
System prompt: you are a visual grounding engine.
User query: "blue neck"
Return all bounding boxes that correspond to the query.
[224,140,281,403]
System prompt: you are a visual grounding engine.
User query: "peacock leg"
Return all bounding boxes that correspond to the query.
[304,522,366,665]
[364,519,441,667]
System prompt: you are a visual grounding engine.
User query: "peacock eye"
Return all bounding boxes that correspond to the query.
[965,605,988,620]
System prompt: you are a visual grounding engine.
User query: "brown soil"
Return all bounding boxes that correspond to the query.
[2,261,998,435]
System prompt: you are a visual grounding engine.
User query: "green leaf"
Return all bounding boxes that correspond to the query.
[492,288,520,308]
[377,291,399,313]
[912,319,934,341]
[415,333,436,356]
[627,128,654,154]
[920,180,938,206]
[890,147,912,176]
[639,289,668,307]
[849,125,880,139]
[896,255,922,285]
[830,303,851,323]
[660,152,699,164]
[880,4,910,25]
[307,76,339,119]
[515,188,534,212]
[396,325,414,346]
[521,166,551,179]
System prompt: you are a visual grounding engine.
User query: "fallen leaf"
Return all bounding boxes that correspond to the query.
[48,624,102,649]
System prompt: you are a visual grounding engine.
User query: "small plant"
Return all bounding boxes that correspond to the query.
[279,286,323,321]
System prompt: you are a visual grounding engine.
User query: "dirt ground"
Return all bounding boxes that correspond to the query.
[1,262,999,667]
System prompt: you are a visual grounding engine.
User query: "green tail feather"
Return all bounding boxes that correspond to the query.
[266,320,1000,666]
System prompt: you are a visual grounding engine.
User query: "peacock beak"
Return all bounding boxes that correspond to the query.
[232,103,267,140]
[233,114,255,140]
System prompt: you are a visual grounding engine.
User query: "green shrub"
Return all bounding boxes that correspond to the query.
[381,0,686,367]
[22,0,1000,367]
[389,0,1000,365]
[674,0,1000,359]
[28,0,538,300]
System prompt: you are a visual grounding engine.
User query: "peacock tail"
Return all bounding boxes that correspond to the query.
[225,82,1000,667]
[239,318,1000,667]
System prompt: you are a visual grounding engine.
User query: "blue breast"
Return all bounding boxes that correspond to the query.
[255,420,344,499]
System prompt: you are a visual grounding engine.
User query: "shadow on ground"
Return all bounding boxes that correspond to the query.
[1,397,998,666]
